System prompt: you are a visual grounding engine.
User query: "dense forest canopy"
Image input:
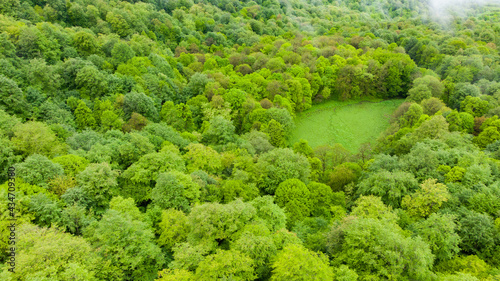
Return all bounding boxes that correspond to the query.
[1,0,500,280]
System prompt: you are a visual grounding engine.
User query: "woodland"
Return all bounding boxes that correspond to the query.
[1,0,500,280]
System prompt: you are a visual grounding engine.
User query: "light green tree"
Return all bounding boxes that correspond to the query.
[270,244,334,281]
[402,179,450,218]
[52,154,89,177]
[307,182,335,218]
[74,100,96,129]
[275,179,311,227]
[157,209,190,250]
[265,119,286,147]
[293,139,314,157]
[193,250,256,281]
[75,66,107,98]
[111,42,135,65]
[1,224,101,281]
[249,196,287,232]
[156,269,194,281]
[232,224,277,279]
[202,116,236,145]
[0,74,27,116]
[220,180,259,203]
[11,121,64,157]
[73,31,99,56]
[183,143,222,174]
[351,195,398,223]
[460,96,489,117]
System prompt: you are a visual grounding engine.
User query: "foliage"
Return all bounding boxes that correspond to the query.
[255,148,310,194]
[356,169,419,208]
[76,163,119,211]
[219,179,259,203]
[52,154,89,177]
[15,154,64,188]
[0,75,26,116]
[350,195,398,223]
[151,171,200,212]
[202,116,236,145]
[412,213,461,262]
[11,121,64,157]
[157,209,190,250]
[326,217,435,280]
[402,179,450,218]
[123,92,159,122]
[270,244,334,281]
[1,224,101,281]
[193,250,256,281]
[231,224,277,278]
[84,196,164,281]
[121,149,185,203]
[307,181,336,218]
[249,196,287,232]
[275,179,311,227]
[3,0,500,278]
[183,143,222,174]
[156,269,193,281]
[457,210,498,259]
[187,199,257,244]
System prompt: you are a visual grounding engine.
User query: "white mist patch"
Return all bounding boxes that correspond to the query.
[429,0,500,23]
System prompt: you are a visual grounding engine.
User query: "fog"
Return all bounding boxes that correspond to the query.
[429,0,500,22]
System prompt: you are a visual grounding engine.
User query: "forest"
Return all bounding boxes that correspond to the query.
[1,0,500,280]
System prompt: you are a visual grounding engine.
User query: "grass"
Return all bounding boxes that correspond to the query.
[289,98,404,152]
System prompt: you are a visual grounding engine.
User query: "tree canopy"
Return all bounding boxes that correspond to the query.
[2,0,500,280]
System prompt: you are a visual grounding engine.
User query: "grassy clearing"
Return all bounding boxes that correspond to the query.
[289,99,404,152]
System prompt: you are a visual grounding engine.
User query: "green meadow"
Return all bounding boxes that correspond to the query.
[289,99,404,152]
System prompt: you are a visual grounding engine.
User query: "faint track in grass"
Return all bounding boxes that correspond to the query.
[289,99,404,152]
